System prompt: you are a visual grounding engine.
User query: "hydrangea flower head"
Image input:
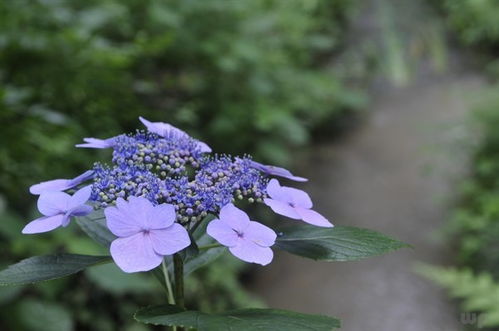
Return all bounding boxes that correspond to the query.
[105,196,191,272]
[23,116,332,273]
[207,204,276,265]
[264,179,333,228]
[23,186,93,234]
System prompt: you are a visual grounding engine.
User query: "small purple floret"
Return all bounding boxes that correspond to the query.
[139,116,212,153]
[105,196,191,273]
[76,136,119,149]
[207,203,276,265]
[22,186,93,234]
[29,170,95,195]
[264,179,333,228]
[249,160,308,182]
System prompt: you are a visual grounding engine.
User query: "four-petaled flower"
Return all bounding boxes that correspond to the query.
[76,136,118,149]
[29,170,94,195]
[23,186,93,234]
[105,196,191,273]
[139,116,212,153]
[264,179,333,228]
[249,160,307,182]
[207,204,276,266]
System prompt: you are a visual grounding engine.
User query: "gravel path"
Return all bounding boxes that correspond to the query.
[251,73,484,330]
[250,1,488,329]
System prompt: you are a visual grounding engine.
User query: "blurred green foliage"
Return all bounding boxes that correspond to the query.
[434,0,499,80]
[417,265,499,329]
[445,98,499,275]
[431,0,499,275]
[0,0,360,329]
[435,0,499,47]
[421,4,499,328]
[0,0,362,210]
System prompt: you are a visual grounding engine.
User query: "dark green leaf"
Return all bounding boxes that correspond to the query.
[276,225,409,261]
[161,216,225,277]
[184,216,225,276]
[183,246,225,276]
[135,305,340,330]
[86,263,159,295]
[76,210,116,247]
[0,254,110,286]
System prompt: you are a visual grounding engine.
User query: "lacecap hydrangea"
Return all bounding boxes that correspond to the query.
[23,117,332,272]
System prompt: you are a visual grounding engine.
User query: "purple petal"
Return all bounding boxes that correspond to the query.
[75,137,117,149]
[196,141,212,153]
[139,116,211,153]
[229,240,274,266]
[61,214,71,227]
[263,198,300,220]
[266,179,313,209]
[245,221,277,247]
[110,233,163,273]
[116,197,130,211]
[139,116,187,138]
[105,201,142,237]
[37,191,70,216]
[207,218,240,247]
[67,185,92,210]
[149,224,191,255]
[127,196,154,228]
[146,203,176,229]
[219,203,250,233]
[266,179,290,202]
[295,207,333,228]
[68,205,93,217]
[250,161,307,182]
[30,179,70,195]
[29,170,94,195]
[22,215,64,234]
[70,170,95,186]
[283,187,312,209]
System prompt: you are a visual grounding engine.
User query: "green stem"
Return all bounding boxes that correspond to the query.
[198,243,222,250]
[173,254,185,309]
[162,259,175,305]
[188,218,203,234]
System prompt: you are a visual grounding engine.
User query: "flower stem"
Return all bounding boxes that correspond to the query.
[162,259,175,305]
[188,218,203,234]
[173,254,185,309]
[172,254,185,331]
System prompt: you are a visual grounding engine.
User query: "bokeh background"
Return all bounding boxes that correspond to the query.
[2,0,499,330]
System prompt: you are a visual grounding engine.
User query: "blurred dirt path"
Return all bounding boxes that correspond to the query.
[251,73,483,330]
[252,1,486,330]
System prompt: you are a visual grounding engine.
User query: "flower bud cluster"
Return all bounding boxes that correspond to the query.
[91,163,160,208]
[90,133,267,225]
[112,132,203,177]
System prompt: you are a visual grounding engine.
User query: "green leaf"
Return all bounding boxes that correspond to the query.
[0,254,110,286]
[157,216,226,279]
[276,225,409,261]
[86,263,158,295]
[76,210,116,247]
[184,216,225,276]
[184,246,225,276]
[135,305,340,330]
